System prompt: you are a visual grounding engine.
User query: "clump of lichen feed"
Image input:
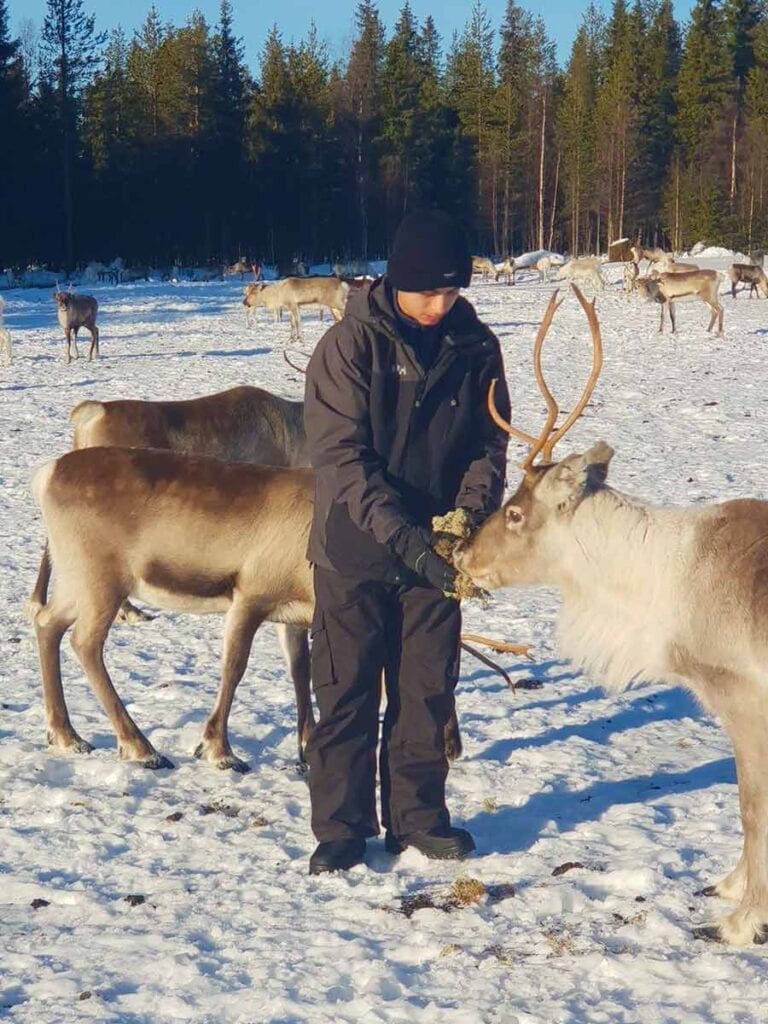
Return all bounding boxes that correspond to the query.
[430,508,486,602]
[448,876,487,908]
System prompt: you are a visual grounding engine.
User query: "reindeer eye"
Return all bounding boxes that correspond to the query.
[508,508,523,524]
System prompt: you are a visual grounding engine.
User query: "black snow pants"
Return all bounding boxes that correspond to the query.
[307,565,462,842]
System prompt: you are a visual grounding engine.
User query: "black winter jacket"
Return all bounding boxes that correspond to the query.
[304,276,512,581]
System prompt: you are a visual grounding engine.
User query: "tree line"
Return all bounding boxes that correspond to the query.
[1,0,767,270]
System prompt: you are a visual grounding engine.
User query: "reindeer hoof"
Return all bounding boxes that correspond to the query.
[117,604,154,625]
[218,755,250,774]
[47,731,94,755]
[695,885,719,898]
[194,743,248,773]
[445,734,463,761]
[692,924,723,943]
[142,753,174,770]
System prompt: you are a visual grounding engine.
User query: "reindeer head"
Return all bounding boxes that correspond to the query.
[54,291,72,309]
[454,286,609,590]
[242,282,266,307]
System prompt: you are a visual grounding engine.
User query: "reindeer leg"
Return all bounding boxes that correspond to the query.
[277,623,314,763]
[70,597,172,768]
[668,301,676,334]
[195,599,264,772]
[28,542,53,620]
[694,680,768,946]
[34,599,92,754]
[291,305,300,343]
[88,324,99,361]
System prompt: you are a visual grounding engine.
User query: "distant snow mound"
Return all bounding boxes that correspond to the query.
[513,249,565,269]
[692,245,737,260]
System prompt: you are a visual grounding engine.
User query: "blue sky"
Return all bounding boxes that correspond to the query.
[10,0,697,69]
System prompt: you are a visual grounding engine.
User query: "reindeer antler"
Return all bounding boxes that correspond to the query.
[488,284,603,469]
[283,349,310,375]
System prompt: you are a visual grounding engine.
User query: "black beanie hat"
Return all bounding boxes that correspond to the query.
[387,209,472,292]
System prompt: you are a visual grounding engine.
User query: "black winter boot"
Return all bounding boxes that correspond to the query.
[385,826,475,860]
[309,838,366,875]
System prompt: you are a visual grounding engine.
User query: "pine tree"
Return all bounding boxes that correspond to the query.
[674,0,734,242]
[445,0,495,249]
[39,0,106,266]
[722,0,764,232]
[286,24,333,257]
[126,5,165,138]
[340,1,385,256]
[558,13,602,253]
[634,0,680,244]
[494,2,556,253]
[210,0,249,260]
[410,17,468,218]
[744,16,768,244]
[380,2,423,221]
[594,0,640,244]
[0,0,27,264]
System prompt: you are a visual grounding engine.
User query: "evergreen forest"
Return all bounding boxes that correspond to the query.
[1,0,767,269]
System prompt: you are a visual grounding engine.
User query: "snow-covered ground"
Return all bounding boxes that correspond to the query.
[2,261,768,1023]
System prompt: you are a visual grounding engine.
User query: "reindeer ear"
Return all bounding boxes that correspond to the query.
[540,442,614,512]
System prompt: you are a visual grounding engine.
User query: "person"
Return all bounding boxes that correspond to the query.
[303,209,511,875]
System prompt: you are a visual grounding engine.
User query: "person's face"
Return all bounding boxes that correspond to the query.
[396,287,460,326]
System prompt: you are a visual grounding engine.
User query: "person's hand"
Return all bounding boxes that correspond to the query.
[390,526,460,597]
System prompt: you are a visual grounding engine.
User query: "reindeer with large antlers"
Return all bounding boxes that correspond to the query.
[454,284,768,946]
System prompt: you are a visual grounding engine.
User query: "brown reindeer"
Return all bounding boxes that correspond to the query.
[727,263,768,299]
[33,453,315,773]
[454,285,768,946]
[28,386,315,763]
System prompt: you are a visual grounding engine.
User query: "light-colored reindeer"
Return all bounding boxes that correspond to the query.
[454,286,768,946]
[472,255,498,281]
[243,277,348,341]
[635,269,724,334]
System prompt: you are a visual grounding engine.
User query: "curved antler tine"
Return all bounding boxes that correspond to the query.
[540,284,603,461]
[486,289,574,469]
[521,290,565,470]
[487,379,539,446]
[283,348,309,375]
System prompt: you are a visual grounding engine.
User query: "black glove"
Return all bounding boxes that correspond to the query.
[390,525,459,596]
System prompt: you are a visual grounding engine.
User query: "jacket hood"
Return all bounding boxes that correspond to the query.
[344,275,490,346]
